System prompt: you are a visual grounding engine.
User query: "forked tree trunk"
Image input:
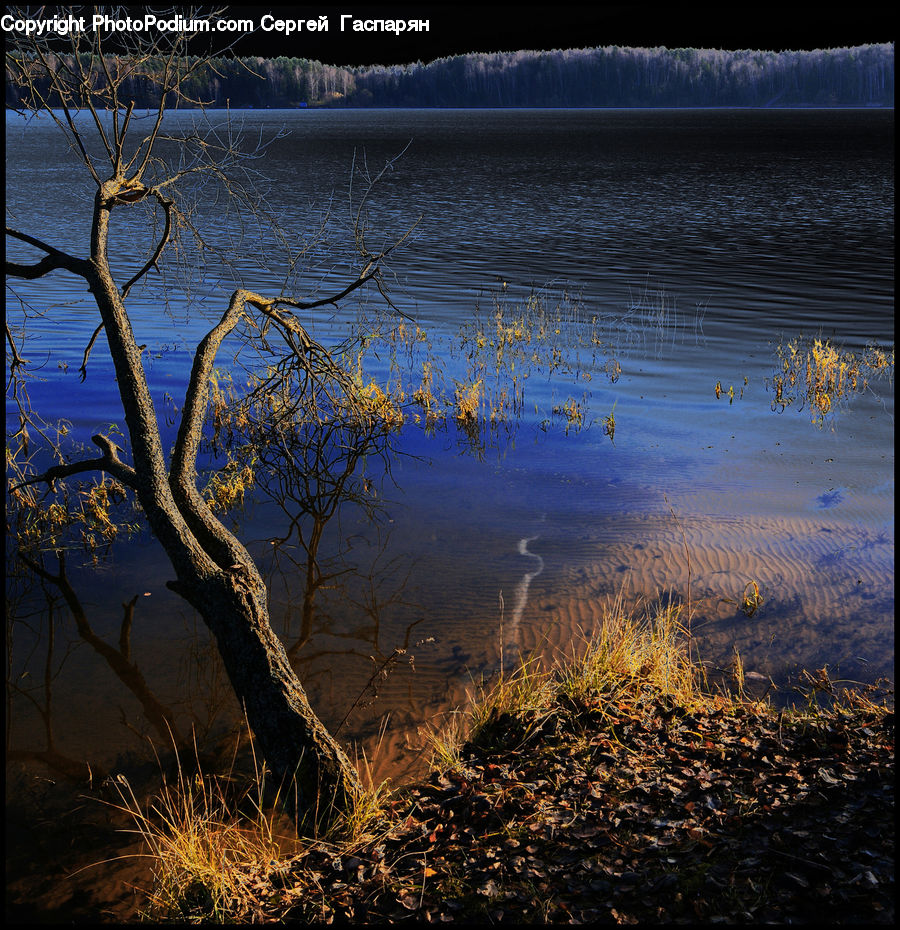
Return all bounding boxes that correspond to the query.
[7,24,370,825]
[85,189,363,819]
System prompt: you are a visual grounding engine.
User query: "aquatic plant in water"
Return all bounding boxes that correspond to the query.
[768,336,893,426]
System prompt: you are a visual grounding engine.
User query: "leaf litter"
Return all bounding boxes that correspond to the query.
[251,685,893,924]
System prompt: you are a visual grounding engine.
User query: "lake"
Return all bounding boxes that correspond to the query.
[5,107,894,916]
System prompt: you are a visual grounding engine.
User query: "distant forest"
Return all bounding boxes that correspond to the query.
[6,43,894,109]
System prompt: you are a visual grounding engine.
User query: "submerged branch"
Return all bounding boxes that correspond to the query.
[6,322,28,370]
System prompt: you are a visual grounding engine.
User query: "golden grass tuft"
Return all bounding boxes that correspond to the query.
[552,395,587,433]
[108,735,394,923]
[557,597,700,709]
[203,460,256,512]
[427,593,707,768]
[454,378,483,423]
[110,761,287,922]
[349,379,406,429]
[424,652,557,767]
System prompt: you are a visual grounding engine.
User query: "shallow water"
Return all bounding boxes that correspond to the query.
[6,108,894,825]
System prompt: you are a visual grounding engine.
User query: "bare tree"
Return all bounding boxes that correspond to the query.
[5,8,409,820]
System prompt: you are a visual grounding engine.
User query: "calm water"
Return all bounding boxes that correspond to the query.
[6,109,894,817]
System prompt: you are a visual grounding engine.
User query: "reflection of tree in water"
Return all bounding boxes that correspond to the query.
[7,551,184,781]
[248,400,429,733]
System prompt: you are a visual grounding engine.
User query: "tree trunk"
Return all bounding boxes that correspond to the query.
[171,562,363,819]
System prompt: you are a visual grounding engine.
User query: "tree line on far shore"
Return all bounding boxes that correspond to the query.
[5,42,894,109]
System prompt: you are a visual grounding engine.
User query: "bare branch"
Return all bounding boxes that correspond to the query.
[132,53,174,180]
[352,141,414,257]
[69,43,117,166]
[167,275,388,569]
[120,193,175,299]
[5,227,88,279]
[166,289,264,570]
[173,258,398,485]
[172,289,253,487]
[5,322,28,370]
[78,323,106,383]
[116,101,135,174]
[26,43,103,184]
[5,255,62,280]
[275,265,382,313]
[10,434,137,492]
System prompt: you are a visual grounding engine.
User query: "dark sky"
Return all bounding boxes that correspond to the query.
[9,5,893,62]
[219,4,894,64]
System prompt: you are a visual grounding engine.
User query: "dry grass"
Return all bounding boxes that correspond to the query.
[203,459,256,512]
[552,395,587,433]
[423,652,556,772]
[427,593,709,769]
[108,735,393,923]
[347,377,406,430]
[453,378,483,423]
[109,755,287,922]
[347,288,625,441]
[557,598,700,708]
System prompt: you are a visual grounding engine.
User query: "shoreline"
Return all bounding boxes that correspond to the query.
[72,605,894,925]
[6,652,894,923]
